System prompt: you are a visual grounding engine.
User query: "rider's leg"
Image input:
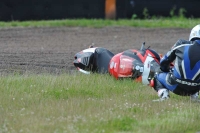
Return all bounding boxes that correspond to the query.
[152,72,177,101]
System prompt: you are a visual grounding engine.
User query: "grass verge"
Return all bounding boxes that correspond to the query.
[0,73,200,133]
[0,18,199,28]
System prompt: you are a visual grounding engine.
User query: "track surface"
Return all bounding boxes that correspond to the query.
[0,27,190,74]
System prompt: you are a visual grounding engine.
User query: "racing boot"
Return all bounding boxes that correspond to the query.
[190,92,200,102]
[153,88,170,102]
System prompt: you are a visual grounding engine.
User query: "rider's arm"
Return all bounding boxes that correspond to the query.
[160,39,185,72]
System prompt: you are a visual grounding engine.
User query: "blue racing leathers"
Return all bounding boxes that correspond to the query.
[153,39,200,96]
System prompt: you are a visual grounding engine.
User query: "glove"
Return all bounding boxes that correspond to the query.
[160,65,170,72]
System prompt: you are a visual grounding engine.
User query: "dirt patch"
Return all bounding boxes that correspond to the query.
[0,26,190,74]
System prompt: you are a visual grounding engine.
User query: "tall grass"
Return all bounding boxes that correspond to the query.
[0,73,200,133]
[0,18,199,28]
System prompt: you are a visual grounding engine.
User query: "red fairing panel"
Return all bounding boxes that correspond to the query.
[109,53,121,79]
[118,55,134,77]
[131,49,160,64]
[109,53,135,79]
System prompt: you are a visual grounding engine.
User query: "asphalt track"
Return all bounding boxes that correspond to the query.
[0,27,190,75]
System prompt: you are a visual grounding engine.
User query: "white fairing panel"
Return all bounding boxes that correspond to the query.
[78,68,90,74]
[142,54,154,85]
[82,48,96,53]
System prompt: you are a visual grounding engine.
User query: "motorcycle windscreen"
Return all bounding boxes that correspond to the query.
[94,48,114,73]
[117,55,134,78]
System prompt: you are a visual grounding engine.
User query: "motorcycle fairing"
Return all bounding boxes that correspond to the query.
[74,47,114,73]
[73,48,95,70]
[94,48,114,73]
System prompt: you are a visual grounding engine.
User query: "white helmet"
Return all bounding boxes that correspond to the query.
[189,24,200,41]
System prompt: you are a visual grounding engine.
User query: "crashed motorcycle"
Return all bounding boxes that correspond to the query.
[73,43,161,85]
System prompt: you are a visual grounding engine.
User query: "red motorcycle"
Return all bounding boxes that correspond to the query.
[73,43,161,85]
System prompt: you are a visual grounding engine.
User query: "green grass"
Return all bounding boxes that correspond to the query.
[0,18,199,28]
[0,73,200,133]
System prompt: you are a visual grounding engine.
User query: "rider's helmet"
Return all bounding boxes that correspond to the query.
[189,24,200,41]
